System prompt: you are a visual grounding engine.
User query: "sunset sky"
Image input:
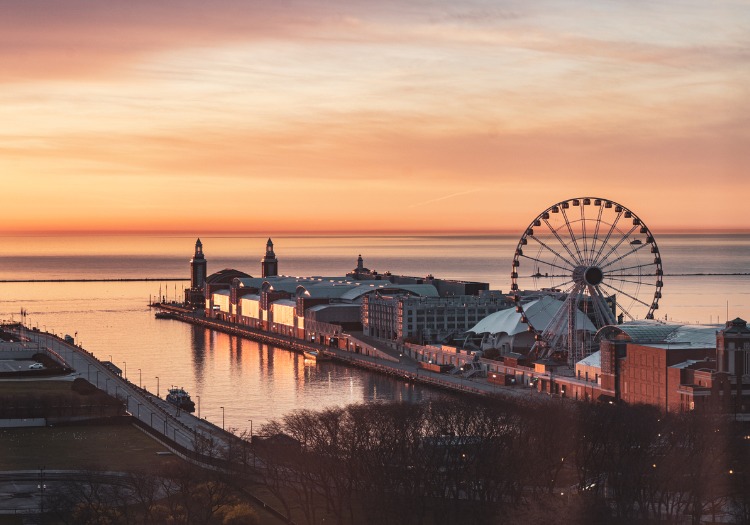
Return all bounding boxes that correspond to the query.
[1,0,748,234]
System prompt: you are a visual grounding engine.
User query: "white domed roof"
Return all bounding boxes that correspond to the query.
[470,295,597,336]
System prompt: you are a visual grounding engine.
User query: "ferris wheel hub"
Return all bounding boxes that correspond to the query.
[573,265,604,286]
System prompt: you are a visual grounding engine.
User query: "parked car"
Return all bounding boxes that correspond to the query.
[28,362,44,369]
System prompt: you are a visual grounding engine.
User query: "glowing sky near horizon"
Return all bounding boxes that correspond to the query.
[1,0,748,233]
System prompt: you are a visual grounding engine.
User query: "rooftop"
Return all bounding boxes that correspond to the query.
[597,320,720,349]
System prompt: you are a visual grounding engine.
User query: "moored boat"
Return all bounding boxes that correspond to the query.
[303,349,331,361]
[166,387,196,412]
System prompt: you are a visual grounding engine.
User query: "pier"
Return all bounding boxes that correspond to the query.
[152,304,540,401]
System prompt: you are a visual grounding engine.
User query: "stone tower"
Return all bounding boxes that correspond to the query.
[190,238,207,289]
[261,238,278,278]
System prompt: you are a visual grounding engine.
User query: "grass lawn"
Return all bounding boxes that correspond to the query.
[0,423,180,471]
[0,380,75,396]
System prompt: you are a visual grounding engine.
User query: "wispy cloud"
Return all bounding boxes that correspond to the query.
[408,189,482,209]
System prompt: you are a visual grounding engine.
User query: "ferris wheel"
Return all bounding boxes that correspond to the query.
[511,197,663,363]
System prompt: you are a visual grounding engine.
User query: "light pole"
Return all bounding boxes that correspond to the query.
[109,354,112,363]
[105,377,110,392]
[197,395,201,418]
[220,406,225,430]
[155,376,160,397]
[96,370,99,388]
[138,368,142,388]
[123,361,127,379]
[38,466,46,519]
[248,419,255,468]
[137,403,142,418]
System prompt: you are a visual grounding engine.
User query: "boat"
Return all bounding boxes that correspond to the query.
[303,349,331,361]
[166,387,196,412]
[155,311,174,319]
[630,239,643,245]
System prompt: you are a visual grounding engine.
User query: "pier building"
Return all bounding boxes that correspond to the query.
[362,291,510,345]
[196,240,501,354]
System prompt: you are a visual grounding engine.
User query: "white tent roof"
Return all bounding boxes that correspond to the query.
[469,295,596,336]
[577,350,601,368]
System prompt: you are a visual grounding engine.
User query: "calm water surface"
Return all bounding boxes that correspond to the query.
[1,234,748,430]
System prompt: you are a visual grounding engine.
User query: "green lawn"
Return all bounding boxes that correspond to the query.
[0,380,76,396]
[0,424,180,471]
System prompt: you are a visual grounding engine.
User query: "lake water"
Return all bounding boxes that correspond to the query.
[0,233,748,430]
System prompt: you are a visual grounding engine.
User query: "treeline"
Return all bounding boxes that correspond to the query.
[256,398,750,525]
[46,462,259,525]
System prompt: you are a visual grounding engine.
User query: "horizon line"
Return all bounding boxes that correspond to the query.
[0,227,748,236]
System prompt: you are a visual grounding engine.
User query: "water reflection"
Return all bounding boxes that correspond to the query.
[190,325,206,387]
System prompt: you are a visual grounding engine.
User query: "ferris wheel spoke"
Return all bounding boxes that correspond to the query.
[542,218,582,266]
[519,253,576,275]
[585,286,607,328]
[588,285,618,326]
[534,277,577,294]
[612,297,638,322]
[599,241,651,271]
[541,283,582,336]
[605,275,656,287]
[588,204,605,265]
[599,281,653,310]
[560,207,585,265]
[579,202,589,264]
[525,237,577,271]
[608,261,656,274]
[591,209,624,264]
[594,224,639,267]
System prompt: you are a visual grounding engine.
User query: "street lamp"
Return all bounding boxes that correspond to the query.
[197,395,201,418]
[155,376,160,397]
[248,419,255,468]
[123,361,127,379]
[138,368,142,388]
[220,406,225,430]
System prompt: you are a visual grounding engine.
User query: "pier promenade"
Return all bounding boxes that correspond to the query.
[153,306,544,402]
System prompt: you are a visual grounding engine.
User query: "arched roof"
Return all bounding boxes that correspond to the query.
[206,268,251,285]
[469,295,596,336]
[596,320,719,349]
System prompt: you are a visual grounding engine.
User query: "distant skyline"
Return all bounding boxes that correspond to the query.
[1,1,748,234]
